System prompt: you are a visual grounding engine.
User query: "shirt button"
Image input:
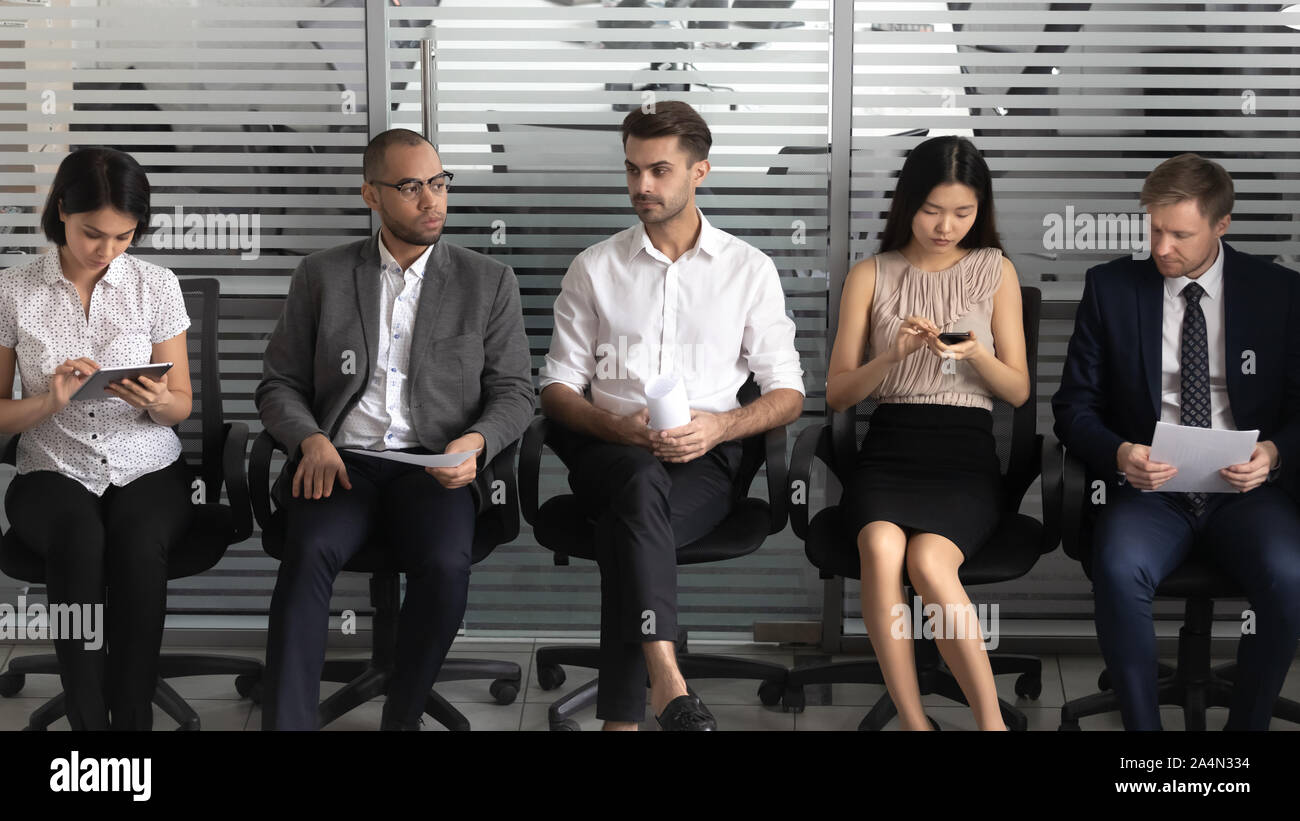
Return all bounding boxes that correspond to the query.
[394,334,400,339]
[390,368,396,373]
[101,458,107,464]
[88,412,94,417]
[91,434,97,440]
[386,433,393,440]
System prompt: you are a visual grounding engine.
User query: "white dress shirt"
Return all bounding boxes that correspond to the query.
[1159,239,1234,430]
[0,251,190,496]
[541,209,805,414]
[333,233,431,450]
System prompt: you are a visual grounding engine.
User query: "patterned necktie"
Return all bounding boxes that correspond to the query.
[1178,281,1209,516]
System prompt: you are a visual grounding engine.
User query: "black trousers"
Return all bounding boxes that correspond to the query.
[548,424,741,722]
[261,450,476,730]
[4,459,193,731]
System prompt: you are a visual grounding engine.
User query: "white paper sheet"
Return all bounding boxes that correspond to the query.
[645,375,691,430]
[1146,422,1258,493]
[341,448,479,468]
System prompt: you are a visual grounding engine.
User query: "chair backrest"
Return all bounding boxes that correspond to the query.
[829,285,1043,513]
[177,278,225,499]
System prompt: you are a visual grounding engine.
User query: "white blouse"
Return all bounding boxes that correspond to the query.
[0,250,191,496]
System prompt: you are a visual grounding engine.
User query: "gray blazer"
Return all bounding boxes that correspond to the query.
[256,234,535,496]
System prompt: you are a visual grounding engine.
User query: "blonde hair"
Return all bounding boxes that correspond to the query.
[1140,153,1233,223]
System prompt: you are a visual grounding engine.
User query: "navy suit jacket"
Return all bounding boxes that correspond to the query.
[1052,241,1300,495]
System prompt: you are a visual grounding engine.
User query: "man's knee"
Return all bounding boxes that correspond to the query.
[609,455,671,516]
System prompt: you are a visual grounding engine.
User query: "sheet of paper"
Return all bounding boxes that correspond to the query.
[1146,422,1258,493]
[341,448,479,469]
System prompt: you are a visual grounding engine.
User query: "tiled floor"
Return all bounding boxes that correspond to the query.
[0,640,1297,731]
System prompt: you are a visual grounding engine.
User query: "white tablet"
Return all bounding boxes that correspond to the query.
[70,362,174,401]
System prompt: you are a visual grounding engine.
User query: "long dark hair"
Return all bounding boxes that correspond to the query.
[878,136,1002,254]
[40,147,151,246]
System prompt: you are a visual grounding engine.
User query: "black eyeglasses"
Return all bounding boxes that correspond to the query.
[370,171,454,201]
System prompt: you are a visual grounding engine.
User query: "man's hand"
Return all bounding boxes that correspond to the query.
[293,433,352,499]
[1220,441,1276,493]
[651,409,730,464]
[426,432,484,490]
[1117,442,1177,491]
[609,408,656,451]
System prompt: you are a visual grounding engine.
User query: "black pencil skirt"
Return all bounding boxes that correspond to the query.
[841,403,1003,559]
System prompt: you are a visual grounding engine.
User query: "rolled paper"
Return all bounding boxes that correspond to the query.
[644,375,691,430]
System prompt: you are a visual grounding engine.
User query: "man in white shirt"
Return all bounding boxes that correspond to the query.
[540,101,805,731]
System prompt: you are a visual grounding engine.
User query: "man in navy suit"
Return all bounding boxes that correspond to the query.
[1053,153,1300,730]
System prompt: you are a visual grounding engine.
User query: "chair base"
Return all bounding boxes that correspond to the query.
[1059,598,1300,730]
[304,657,522,731]
[1,651,262,730]
[534,631,796,731]
[784,637,1040,731]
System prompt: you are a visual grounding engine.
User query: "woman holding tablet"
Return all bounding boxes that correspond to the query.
[826,136,1029,731]
[0,147,193,730]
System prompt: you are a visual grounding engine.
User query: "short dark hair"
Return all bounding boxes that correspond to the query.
[40,147,151,246]
[620,101,712,164]
[364,128,436,182]
[878,136,1003,254]
[1140,153,1234,223]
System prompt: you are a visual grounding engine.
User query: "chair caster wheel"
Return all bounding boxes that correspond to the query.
[489,679,519,705]
[1059,719,1081,731]
[1097,671,1112,691]
[757,680,782,707]
[1015,672,1042,700]
[22,724,42,732]
[782,688,806,714]
[0,673,24,697]
[235,673,260,699]
[537,664,566,691]
[550,718,580,731]
[177,718,201,731]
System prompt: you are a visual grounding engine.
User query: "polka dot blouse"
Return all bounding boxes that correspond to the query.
[0,250,191,496]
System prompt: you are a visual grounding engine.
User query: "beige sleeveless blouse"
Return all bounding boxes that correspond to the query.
[866,246,1004,412]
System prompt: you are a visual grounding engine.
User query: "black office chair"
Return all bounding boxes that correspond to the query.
[784,286,1056,731]
[247,433,523,731]
[0,277,262,730]
[520,377,796,731]
[1051,444,1300,731]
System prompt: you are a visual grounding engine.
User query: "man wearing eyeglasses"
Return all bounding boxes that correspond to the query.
[256,128,534,730]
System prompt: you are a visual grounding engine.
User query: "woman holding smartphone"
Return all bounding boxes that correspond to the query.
[0,147,193,730]
[826,136,1029,731]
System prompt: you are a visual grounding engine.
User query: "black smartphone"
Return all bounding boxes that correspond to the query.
[938,332,972,345]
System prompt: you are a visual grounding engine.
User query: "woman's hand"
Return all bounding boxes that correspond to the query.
[927,330,990,363]
[890,316,938,365]
[46,357,101,413]
[106,374,174,413]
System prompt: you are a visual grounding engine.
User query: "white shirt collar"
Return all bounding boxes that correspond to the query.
[1163,239,1224,302]
[625,207,723,265]
[378,230,433,280]
[42,249,128,288]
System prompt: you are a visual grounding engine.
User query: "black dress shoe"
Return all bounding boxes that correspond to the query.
[655,694,716,731]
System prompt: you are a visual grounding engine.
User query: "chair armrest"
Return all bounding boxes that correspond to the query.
[1039,434,1063,555]
[222,422,252,543]
[789,422,831,541]
[1060,446,1089,562]
[482,440,520,544]
[519,415,550,526]
[763,423,789,535]
[249,429,285,534]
